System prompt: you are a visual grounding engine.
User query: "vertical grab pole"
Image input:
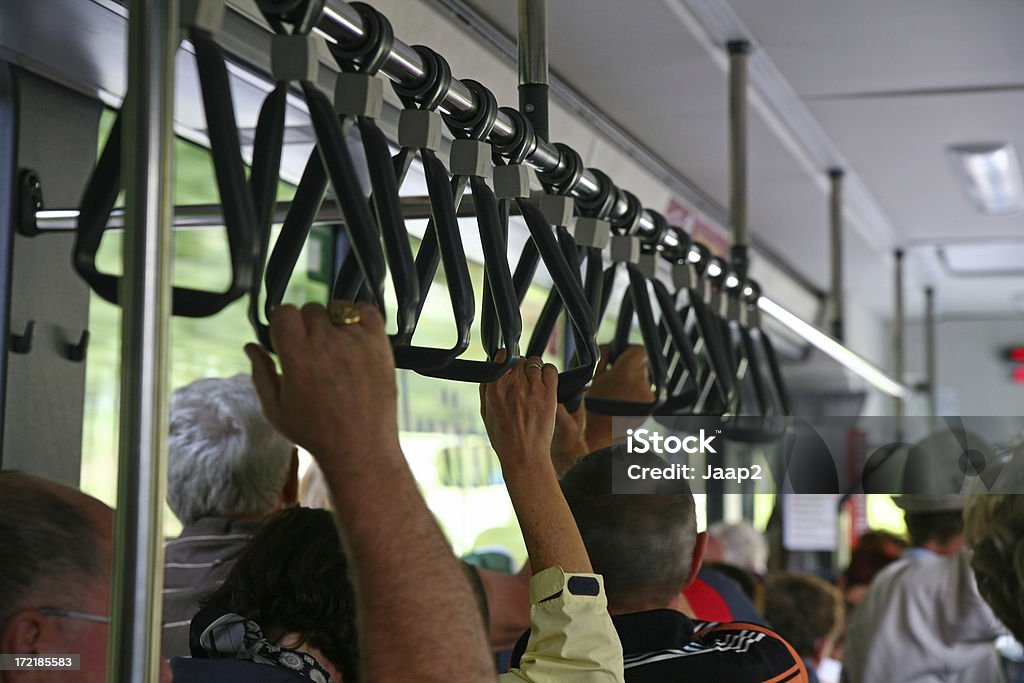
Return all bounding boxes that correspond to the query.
[924,286,937,422]
[0,61,17,463]
[517,0,549,142]
[727,40,750,279]
[108,0,176,681]
[829,168,844,342]
[892,249,905,440]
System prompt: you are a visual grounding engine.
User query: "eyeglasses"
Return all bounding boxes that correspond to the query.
[38,607,111,624]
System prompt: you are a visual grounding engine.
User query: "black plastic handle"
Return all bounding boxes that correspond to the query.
[585,263,671,416]
[329,117,421,342]
[73,28,256,318]
[301,81,387,307]
[262,148,330,346]
[247,83,288,348]
[412,175,522,382]
[512,198,599,404]
[718,298,788,443]
[389,150,476,371]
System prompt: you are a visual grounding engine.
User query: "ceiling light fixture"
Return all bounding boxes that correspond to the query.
[758,296,912,399]
[948,143,1023,215]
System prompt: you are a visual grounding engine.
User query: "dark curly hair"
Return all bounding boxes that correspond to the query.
[201,506,359,680]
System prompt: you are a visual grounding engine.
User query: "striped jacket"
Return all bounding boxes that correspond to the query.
[613,609,808,683]
[160,517,259,658]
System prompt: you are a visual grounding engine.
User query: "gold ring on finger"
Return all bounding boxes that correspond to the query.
[328,300,362,326]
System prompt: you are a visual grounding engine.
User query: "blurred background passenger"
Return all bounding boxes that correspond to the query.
[844,491,1005,683]
[838,530,907,611]
[707,520,770,578]
[764,573,844,683]
[170,506,358,682]
[162,374,298,657]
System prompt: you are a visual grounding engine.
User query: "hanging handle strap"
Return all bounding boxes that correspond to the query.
[325,2,419,343]
[73,23,256,317]
[382,46,482,371]
[249,4,387,349]
[514,197,599,404]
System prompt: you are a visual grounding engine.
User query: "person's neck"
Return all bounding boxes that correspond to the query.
[608,593,695,618]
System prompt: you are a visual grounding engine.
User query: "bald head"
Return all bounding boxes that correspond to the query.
[0,472,112,626]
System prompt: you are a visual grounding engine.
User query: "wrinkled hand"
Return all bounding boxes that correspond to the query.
[587,343,655,404]
[480,352,558,470]
[246,302,398,465]
[584,344,655,452]
[551,402,589,477]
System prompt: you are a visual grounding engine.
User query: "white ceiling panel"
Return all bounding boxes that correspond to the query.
[725,0,1024,97]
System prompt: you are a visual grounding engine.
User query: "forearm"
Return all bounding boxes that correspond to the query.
[502,457,591,574]
[320,440,494,682]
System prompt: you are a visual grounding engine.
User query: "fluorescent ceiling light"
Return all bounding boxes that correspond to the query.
[948,143,1023,215]
[758,296,912,399]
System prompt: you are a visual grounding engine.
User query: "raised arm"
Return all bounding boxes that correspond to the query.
[480,355,590,573]
[481,355,625,682]
[247,302,494,683]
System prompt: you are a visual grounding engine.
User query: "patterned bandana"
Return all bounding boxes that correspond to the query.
[193,610,334,683]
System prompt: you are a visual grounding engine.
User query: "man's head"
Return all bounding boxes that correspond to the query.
[893,495,965,555]
[764,573,844,665]
[168,374,298,525]
[560,446,705,613]
[0,472,111,682]
[964,494,1024,643]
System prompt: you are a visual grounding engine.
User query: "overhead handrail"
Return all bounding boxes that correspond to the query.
[249,0,387,347]
[73,12,256,317]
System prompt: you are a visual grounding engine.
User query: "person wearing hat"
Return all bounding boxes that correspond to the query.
[843,430,1007,683]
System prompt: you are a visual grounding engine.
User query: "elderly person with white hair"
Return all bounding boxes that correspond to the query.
[161,374,298,658]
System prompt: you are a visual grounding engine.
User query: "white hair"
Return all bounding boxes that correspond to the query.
[708,520,769,575]
[168,374,294,525]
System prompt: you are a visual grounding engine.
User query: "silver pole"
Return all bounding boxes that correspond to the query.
[33,196,479,232]
[310,1,677,247]
[517,0,549,141]
[108,0,175,680]
[925,286,937,419]
[893,249,905,437]
[727,40,751,278]
[829,168,844,341]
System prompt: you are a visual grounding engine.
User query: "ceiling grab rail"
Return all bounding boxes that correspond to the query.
[73,6,256,317]
[248,0,389,346]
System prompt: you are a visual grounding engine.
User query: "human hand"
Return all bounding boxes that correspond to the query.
[551,402,589,477]
[246,301,399,468]
[587,343,655,404]
[480,352,558,471]
[584,344,655,452]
